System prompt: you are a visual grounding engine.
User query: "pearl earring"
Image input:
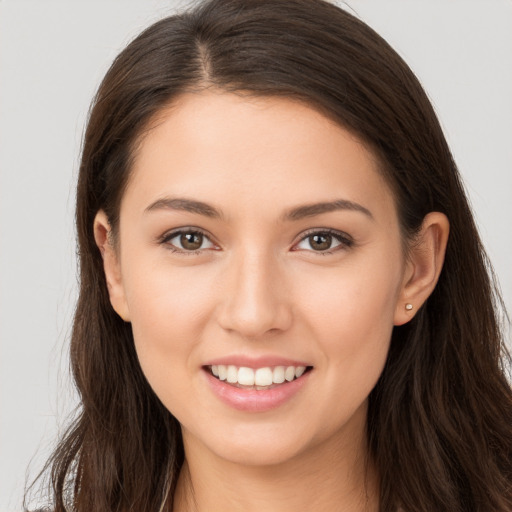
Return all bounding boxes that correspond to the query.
[405,303,413,311]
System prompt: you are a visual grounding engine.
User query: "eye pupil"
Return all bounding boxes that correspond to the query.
[309,233,332,251]
[180,232,203,250]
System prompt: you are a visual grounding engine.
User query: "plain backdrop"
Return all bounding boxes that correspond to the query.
[1,1,511,510]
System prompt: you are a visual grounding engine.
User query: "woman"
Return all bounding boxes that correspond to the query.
[27,0,512,510]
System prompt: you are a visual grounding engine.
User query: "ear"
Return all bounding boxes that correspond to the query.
[93,210,131,322]
[394,212,449,326]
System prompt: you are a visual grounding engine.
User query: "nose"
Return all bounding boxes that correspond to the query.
[216,248,293,339]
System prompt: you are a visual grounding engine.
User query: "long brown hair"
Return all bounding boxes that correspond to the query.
[27,0,512,510]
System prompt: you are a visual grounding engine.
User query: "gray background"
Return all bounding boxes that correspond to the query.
[1,1,511,510]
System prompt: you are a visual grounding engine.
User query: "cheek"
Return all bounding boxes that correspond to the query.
[302,252,402,331]
[298,251,403,390]
[122,260,217,395]
[126,258,214,336]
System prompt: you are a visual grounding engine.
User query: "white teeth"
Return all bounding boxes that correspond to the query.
[238,367,255,386]
[285,366,295,382]
[255,367,273,386]
[218,365,227,381]
[212,364,309,386]
[226,365,238,383]
[295,366,306,378]
[273,366,285,384]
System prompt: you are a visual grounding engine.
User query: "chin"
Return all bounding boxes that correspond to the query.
[215,439,309,467]
[184,419,331,469]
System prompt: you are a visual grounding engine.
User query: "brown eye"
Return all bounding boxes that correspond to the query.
[294,229,353,254]
[180,232,203,250]
[162,229,216,253]
[308,233,332,251]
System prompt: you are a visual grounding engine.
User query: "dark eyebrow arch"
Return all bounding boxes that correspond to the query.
[282,199,374,222]
[144,196,373,222]
[144,197,224,219]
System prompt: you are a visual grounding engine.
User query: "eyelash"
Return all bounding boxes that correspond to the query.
[159,227,354,256]
[159,228,217,256]
[294,228,354,255]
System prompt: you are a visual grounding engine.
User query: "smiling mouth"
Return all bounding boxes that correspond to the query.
[206,364,313,390]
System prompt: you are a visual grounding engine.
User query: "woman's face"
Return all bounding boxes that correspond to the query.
[103,90,410,466]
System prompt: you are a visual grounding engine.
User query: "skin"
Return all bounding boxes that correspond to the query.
[94,90,449,512]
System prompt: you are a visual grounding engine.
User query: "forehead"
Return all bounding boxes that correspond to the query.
[124,90,396,224]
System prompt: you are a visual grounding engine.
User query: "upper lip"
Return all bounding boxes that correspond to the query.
[203,355,312,369]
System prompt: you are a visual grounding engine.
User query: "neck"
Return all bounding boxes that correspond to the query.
[172,412,379,512]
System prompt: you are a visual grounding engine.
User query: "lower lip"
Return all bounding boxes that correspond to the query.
[204,369,311,412]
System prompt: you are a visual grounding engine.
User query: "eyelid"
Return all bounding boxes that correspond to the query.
[292,228,354,254]
[158,226,354,255]
[159,227,218,254]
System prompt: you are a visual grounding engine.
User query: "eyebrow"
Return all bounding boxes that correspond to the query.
[282,199,373,221]
[144,196,373,221]
[145,197,224,219]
